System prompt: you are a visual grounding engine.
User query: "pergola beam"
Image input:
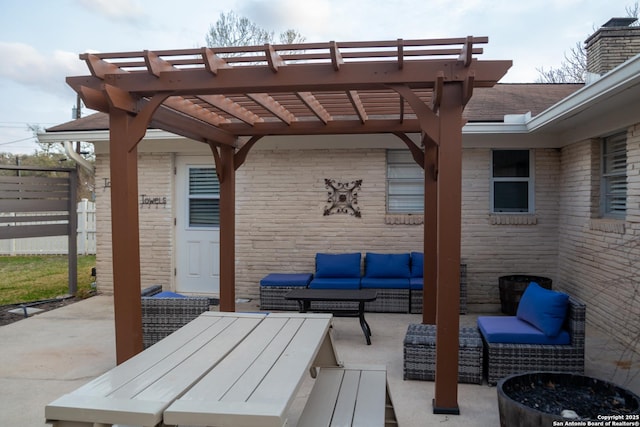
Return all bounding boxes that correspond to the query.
[99,60,511,95]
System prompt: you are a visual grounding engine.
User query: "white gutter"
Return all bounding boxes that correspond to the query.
[526,52,640,132]
[63,141,95,174]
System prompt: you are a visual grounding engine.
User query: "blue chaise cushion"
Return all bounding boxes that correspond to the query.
[516,282,569,337]
[360,277,409,289]
[364,252,410,278]
[477,316,570,345]
[409,277,423,290]
[260,273,313,287]
[315,253,361,278]
[410,252,424,278]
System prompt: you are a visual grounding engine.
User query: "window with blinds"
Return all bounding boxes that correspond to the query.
[387,150,424,213]
[602,132,627,218]
[188,167,220,227]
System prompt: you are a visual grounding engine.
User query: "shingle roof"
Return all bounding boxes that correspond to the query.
[47,83,583,133]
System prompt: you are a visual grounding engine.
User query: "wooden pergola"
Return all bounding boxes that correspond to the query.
[66,37,510,414]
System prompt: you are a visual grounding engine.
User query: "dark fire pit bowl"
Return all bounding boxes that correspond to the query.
[497,372,640,427]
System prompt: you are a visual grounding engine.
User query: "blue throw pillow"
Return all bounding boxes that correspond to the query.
[315,253,361,278]
[410,252,424,278]
[364,253,410,278]
[516,282,569,337]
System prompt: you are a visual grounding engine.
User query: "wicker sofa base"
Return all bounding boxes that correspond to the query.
[142,293,211,349]
[403,323,483,384]
[410,263,467,314]
[260,286,411,313]
[483,341,585,385]
[363,288,410,313]
[260,286,304,311]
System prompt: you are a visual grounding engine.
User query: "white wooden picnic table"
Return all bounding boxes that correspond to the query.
[45,311,340,427]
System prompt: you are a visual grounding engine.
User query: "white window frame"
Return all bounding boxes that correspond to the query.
[601,132,627,219]
[490,149,535,214]
[386,150,424,214]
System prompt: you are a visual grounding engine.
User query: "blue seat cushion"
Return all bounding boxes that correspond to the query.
[477,316,570,345]
[517,282,569,337]
[409,277,423,290]
[410,252,424,278]
[364,252,410,278]
[360,278,410,289]
[260,273,313,287]
[152,291,187,298]
[315,253,361,278]
[309,278,361,290]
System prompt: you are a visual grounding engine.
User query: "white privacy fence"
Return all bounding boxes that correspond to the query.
[0,199,96,255]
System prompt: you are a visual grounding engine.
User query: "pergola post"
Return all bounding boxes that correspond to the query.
[109,109,144,364]
[218,145,236,312]
[433,82,463,414]
[422,141,438,324]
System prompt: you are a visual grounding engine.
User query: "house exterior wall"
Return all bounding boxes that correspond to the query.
[94,153,174,294]
[93,145,561,312]
[462,148,560,309]
[558,123,640,348]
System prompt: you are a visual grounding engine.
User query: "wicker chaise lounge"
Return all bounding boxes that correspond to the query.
[480,295,586,385]
[141,286,211,348]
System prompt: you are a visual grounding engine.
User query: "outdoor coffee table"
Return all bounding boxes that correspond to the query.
[285,288,377,345]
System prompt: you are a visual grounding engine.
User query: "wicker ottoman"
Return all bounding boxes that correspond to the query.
[259,273,313,310]
[403,323,483,384]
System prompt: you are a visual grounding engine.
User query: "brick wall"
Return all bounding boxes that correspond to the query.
[558,124,640,348]
[94,153,174,294]
[93,146,573,314]
[234,149,421,298]
[461,148,560,309]
[586,25,640,75]
[235,147,561,310]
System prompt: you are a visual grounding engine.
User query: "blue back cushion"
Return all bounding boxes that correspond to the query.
[410,252,424,278]
[364,253,410,278]
[315,253,361,278]
[516,282,569,337]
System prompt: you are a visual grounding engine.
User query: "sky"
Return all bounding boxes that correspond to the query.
[0,0,636,154]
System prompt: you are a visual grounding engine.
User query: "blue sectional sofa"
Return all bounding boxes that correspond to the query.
[259,251,465,313]
[308,252,417,313]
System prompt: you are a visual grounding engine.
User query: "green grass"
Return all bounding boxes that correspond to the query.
[0,255,96,305]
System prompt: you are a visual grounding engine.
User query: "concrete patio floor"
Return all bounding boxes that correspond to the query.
[1,294,638,427]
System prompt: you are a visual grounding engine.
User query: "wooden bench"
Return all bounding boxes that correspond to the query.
[298,365,398,427]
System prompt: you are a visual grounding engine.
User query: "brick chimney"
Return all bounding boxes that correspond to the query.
[585,17,640,76]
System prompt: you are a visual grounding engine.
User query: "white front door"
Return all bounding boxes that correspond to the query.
[176,156,220,295]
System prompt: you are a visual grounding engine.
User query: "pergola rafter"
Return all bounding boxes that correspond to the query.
[66,37,510,414]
